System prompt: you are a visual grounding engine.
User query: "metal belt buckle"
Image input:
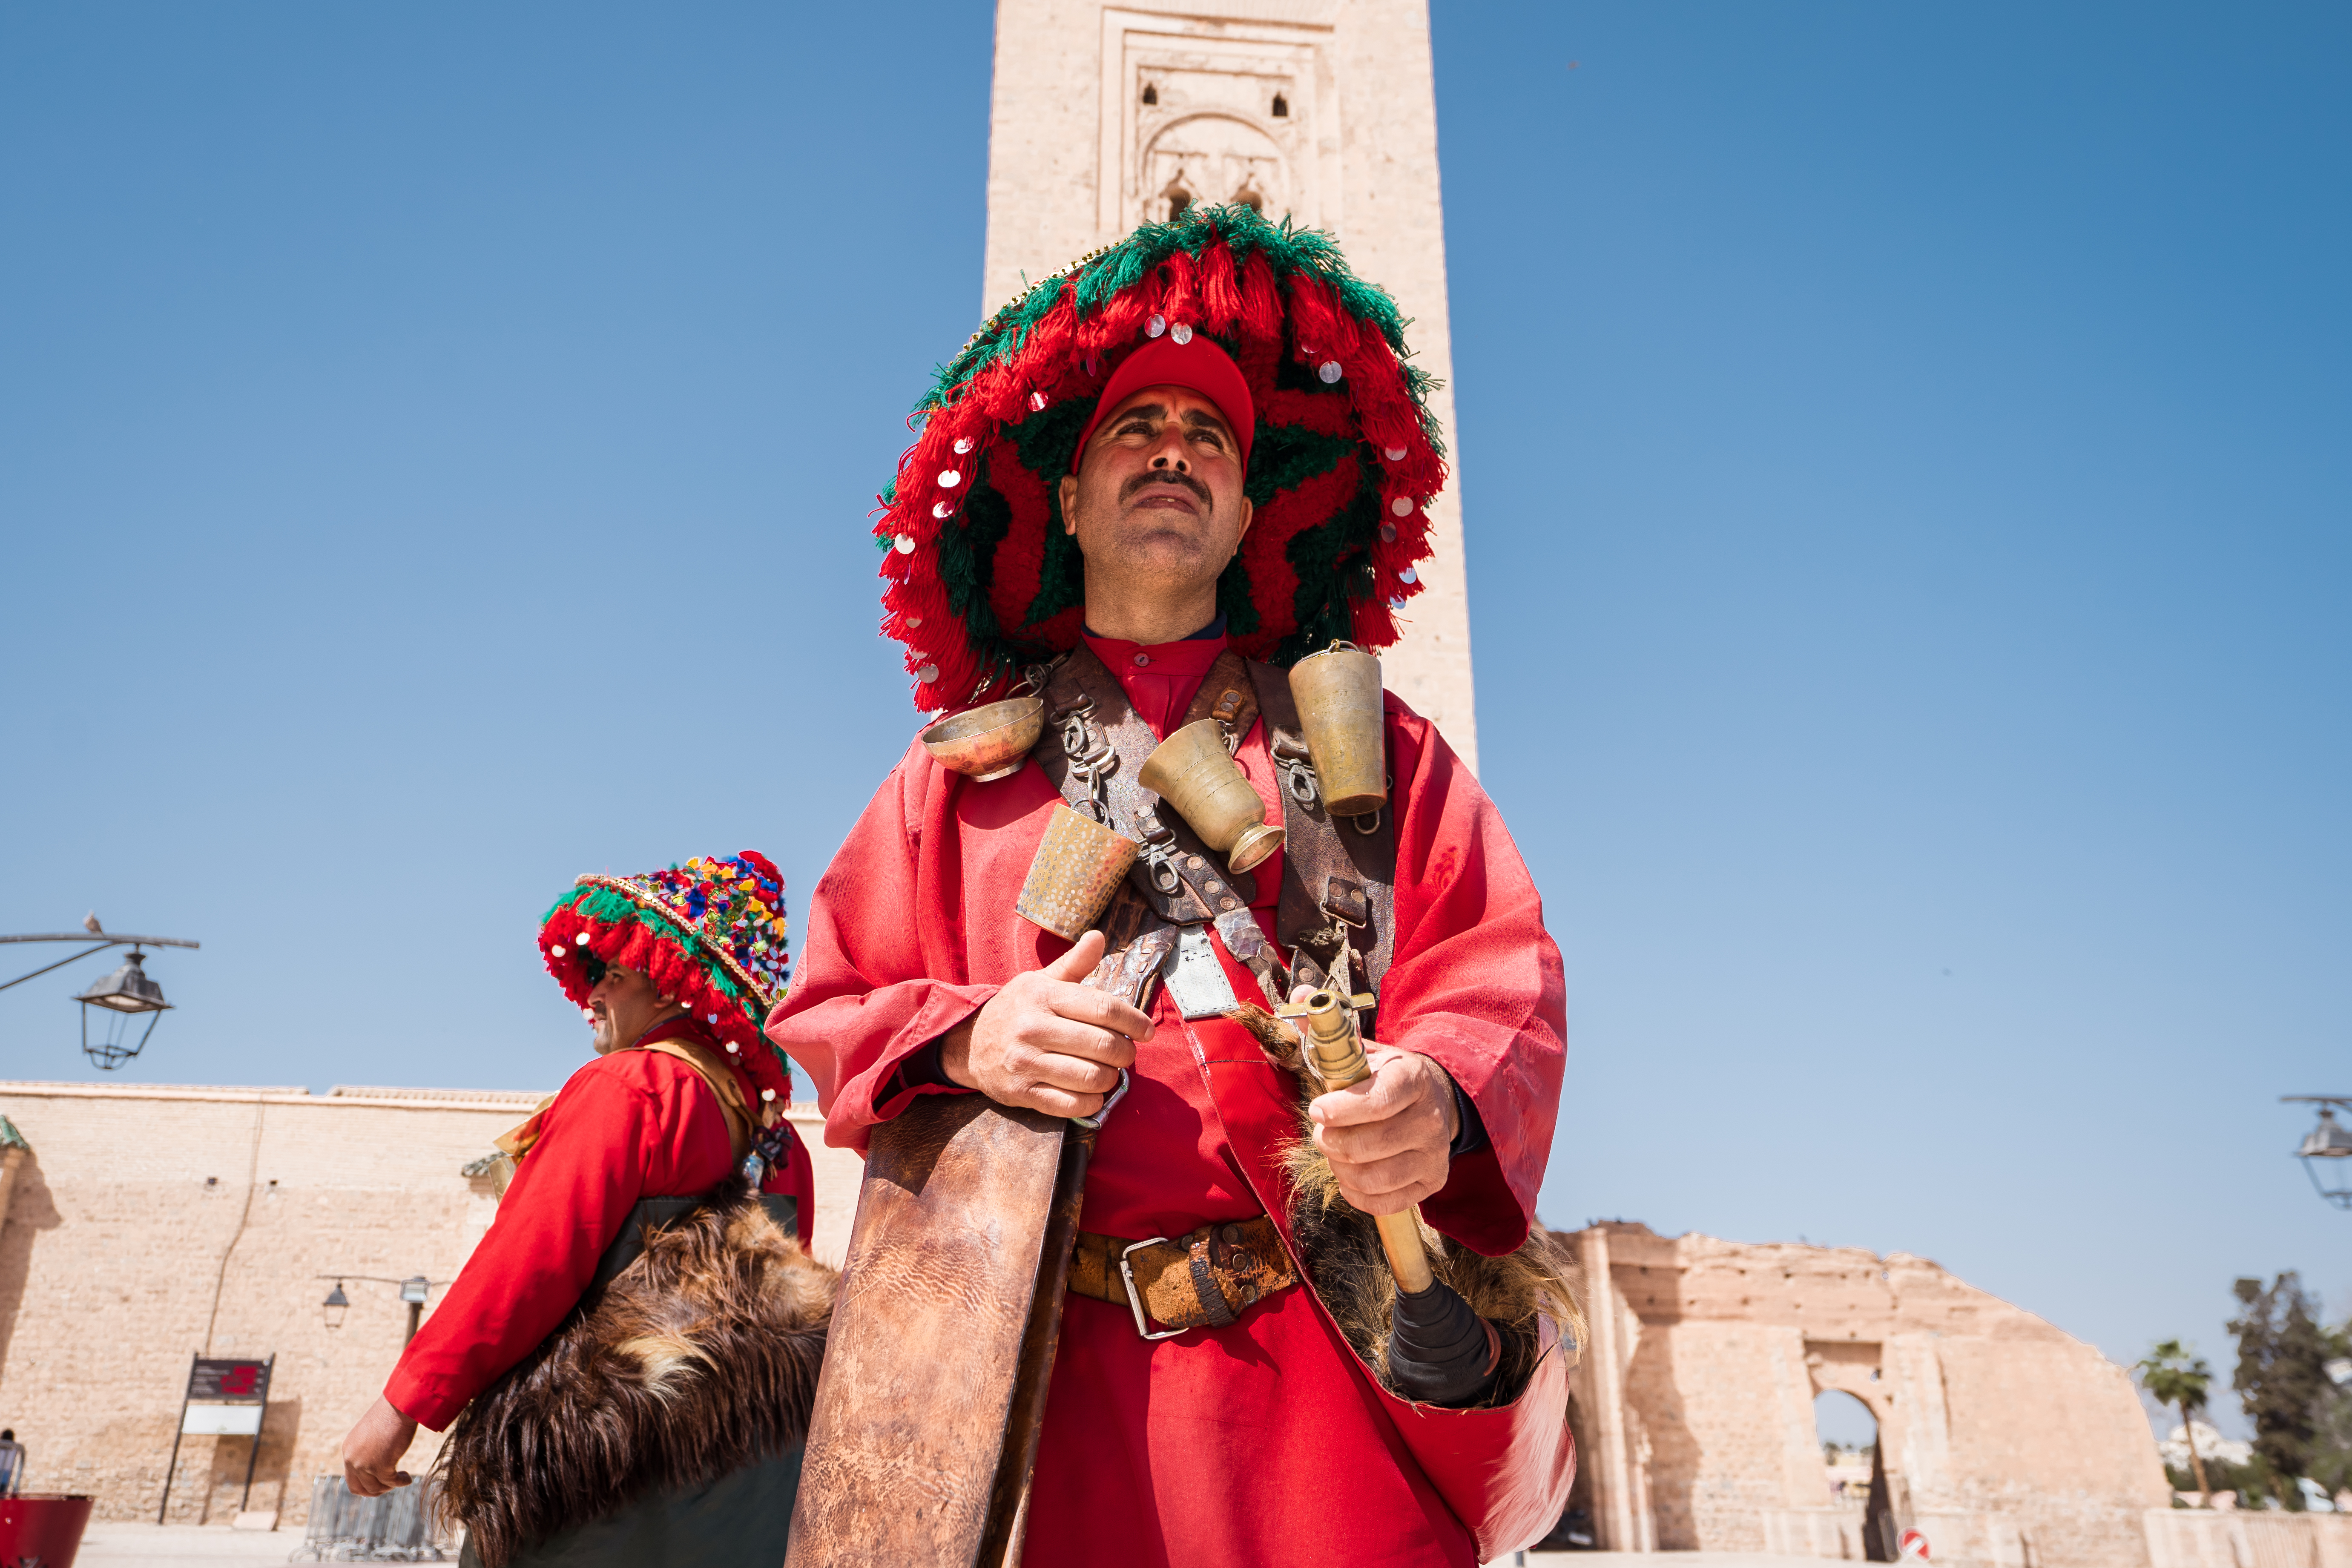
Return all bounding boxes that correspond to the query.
[1119,1236,1189,1341]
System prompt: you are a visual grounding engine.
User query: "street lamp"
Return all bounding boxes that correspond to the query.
[319,1275,447,1344]
[0,925,200,1069]
[74,951,172,1068]
[2282,1097,2352,1209]
[399,1277,431,1345]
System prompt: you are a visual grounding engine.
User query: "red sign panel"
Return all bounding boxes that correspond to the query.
[187,1358,270,1404]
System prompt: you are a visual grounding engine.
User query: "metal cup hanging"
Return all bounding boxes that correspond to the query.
[1138,720,1285,876]
[1287,643,1387,817]
[1015,804,1141,940]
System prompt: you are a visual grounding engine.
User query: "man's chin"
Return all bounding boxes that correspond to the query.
[1108,524,1219,568]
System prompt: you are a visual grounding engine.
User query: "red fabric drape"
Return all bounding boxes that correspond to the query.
[385,1021,816,1431]
[767,636,1568,1561]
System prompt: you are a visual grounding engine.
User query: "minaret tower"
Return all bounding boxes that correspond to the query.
[982,0,1479,767]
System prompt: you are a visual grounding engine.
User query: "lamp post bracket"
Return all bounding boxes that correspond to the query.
[0,933,201,949]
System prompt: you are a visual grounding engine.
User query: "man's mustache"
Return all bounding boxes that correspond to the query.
[1120,470,1211,507]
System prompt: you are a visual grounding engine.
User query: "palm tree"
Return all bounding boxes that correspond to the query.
[2140,1338,2215,1505]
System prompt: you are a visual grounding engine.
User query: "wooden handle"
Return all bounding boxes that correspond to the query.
[1297,992,1435,1295]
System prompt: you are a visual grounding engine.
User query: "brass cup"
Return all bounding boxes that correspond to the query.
[921,696,1045,783]
[1288,646,1387,816]
[1015,804,1140,940]
[1138,719,1286,876]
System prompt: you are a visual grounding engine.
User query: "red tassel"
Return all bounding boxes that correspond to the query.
[1157,250,1198,329]
[1285,276,1337,359]
[1196,241,1242,334]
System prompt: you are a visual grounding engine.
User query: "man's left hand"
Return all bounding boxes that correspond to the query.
[1307,1045,1460,1215]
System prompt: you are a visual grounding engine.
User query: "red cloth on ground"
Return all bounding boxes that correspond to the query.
[384,1019,814,1432]
[767,632,1568,1562]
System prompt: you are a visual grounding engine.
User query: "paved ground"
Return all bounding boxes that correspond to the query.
[72,1526,1827,1566]
[1528,1557,1831,1568]
[76,1520,422,1565]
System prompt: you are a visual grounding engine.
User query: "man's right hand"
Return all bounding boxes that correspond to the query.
[939,930,1152,1117]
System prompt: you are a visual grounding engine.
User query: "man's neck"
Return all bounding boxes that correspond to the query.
[1079,577,1220,645]
[596,1005,691,1055]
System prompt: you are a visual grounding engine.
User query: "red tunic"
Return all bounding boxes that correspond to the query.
[386,1019,816,1432]
[769,633,1569,1565]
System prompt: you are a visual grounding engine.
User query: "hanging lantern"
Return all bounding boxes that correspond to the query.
[0,926,199,1070]
[73,949,171,1069]
[2293,1103,2352,1209]
[322,1281,350,1331]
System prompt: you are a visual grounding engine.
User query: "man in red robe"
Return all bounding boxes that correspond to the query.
[774,213,1570,1566]
[343,854,819,1567]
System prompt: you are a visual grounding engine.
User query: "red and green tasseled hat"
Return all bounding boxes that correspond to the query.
[874,204,1448,711]
[538,851,793,1104]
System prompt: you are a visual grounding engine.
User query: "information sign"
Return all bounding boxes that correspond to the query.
[187,1358,269,1403]
[159,1353,275,1521]
[181,1357,271,1434]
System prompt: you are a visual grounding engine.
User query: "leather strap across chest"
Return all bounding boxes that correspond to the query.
[491,1035,759,1167]
[1251,665,1399,1005]
[1037,647,1260,925]
[636,1036,758,1162]
[1032,644,1397,1013]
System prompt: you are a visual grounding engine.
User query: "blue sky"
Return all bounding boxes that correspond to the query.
[4,5,2345,1435]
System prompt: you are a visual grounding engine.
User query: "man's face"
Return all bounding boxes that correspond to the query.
[1057,385,1253,598]
[585,964,672,1055]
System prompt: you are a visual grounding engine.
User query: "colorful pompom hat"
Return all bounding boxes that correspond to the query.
[538,851,793,1103]
[876,204,1448,711]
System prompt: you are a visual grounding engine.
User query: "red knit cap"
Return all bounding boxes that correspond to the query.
[1072,333,1255,473]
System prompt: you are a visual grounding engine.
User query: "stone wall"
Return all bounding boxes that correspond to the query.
[0,1079,863,1526]
[2146,1508,2352,1568]
[4,1071,2172,1558]
[1573,1222,2171,1568]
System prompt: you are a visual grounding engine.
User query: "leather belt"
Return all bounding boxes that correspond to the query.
[1066,1216,1299,1340]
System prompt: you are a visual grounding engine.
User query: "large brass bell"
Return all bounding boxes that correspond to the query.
[1287,643,1387,816]
[1139,719,1285,876]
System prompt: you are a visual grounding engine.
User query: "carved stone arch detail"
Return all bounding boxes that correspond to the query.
[1138,111,1290,226]
[1804,1341,1891,1424]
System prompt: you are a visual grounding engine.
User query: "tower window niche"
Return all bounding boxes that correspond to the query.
[1270,93,1289,118]
[1159,173,1194,221]
[1142,83,1158,106]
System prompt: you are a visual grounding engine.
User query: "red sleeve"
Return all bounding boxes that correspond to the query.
[383,1052,735,1430]
[765,747,998,1154]
[1377,697,1568,1257]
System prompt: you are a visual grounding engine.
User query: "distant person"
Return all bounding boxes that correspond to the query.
[0,1428,23,1496]
[338,853,832,1568]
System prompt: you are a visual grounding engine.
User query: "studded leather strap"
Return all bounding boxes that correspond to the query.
[1035,647,1256,922]
[1032,646,1396,1011]
[1249,659,1398,1010]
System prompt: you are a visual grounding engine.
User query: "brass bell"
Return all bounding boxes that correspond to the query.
[1287,644,1386,816]
[1138,720,1284,876]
